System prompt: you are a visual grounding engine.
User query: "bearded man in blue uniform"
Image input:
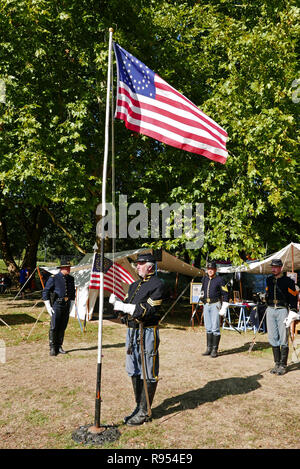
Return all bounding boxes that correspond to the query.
[42,262,75,356]
[110,253,164,426]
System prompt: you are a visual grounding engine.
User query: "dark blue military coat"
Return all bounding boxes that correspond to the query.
[202,274,229,304]
[266,274,297,309]
[42,271,75,303]
[124,273,164,328]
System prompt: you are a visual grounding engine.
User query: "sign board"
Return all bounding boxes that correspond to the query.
[190,283,202,304]
[287,272,297,284]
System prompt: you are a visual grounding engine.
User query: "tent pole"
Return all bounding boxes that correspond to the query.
[239,275,243,302]
[171,272,179,315]
[75,290,84,334]
[36,266,45,289]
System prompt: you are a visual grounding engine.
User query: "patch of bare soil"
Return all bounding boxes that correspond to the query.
[1,315,300,449]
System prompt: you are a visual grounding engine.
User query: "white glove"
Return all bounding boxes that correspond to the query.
[114,300,125,312]
[113,300,136,315]
[44,300,54,317]
[283,310,300,328]
[122,303,136,315]
[219,302,229,317]
[109,293,117,305]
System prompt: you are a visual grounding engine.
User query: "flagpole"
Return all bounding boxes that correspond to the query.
[90,27,114,433]
[111,45,116,293]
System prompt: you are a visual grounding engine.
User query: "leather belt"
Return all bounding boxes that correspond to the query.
[127,324,158,329]
[205,298,219,304]
[267,303,286,308]
[56,297,69,303]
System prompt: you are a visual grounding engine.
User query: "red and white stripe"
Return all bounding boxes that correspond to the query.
[115,75,228,164]
[89,262,135,300]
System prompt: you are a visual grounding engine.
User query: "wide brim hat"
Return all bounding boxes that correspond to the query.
[270,258,283,267]
[57,262,72,269]
[135,253,156,264]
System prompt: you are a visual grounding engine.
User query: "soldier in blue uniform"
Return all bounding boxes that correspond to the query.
[42,262,75,356]
[201,261,229,358]
[265,259,298,375]
[110,253,164,426]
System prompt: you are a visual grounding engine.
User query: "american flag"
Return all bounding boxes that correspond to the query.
[89,253,135,300]
[113,42,228,164]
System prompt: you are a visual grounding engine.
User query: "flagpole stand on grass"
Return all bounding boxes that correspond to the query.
[72,28,120,447]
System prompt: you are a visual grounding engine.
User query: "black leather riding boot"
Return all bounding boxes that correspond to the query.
[210,334,220,358]
[49,329,57,356]
[202,333,213,356]
[57,329,66,354]
[277,346,289,375]
[126,380,157,426]
[123,376,143,423]
[270,346,281,374]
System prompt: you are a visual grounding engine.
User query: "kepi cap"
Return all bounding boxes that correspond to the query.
[270,258,283,267]
[135,253,156,264]
[57,261,71,269]
[206,261,217,269]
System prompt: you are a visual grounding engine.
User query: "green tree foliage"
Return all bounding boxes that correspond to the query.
[113,0,300,264]
[0,0,107,271]
[0,0,299,272]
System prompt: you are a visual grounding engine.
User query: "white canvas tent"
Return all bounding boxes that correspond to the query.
[42,249,203,321]
[217,242,300,275]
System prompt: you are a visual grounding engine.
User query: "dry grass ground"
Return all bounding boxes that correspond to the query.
[0,294,300,450]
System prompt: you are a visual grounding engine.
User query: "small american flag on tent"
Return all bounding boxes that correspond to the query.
[113,42,228,164]
[89,253,135,300]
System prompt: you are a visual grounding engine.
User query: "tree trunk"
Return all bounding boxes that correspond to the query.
[0,210,19,278]
[22,208,46,272]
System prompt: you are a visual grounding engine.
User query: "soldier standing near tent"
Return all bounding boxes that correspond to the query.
[266,259,299,375]
[42,262,75,356]
[110,253,164,426]
[201,261,229,358]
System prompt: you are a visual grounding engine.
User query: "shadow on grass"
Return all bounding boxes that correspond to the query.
[287,362,300,372]
[67,342,125,353]
[219,341,270,356]
[154,373,264,420]
[0,313,39,326]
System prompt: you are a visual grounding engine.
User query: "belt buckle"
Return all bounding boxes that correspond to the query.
[207,299,210,304]
[64,297,68,302]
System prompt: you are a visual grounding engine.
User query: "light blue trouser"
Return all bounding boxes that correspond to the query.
[125,326,160,383]
[266,306,289,347]
[203,302,221,336]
